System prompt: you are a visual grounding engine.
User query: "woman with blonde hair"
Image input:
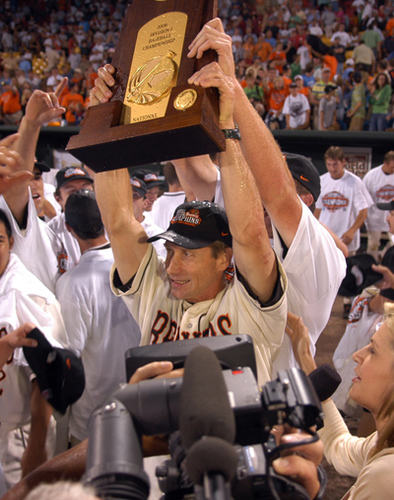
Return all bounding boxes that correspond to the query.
[286,304,394,499]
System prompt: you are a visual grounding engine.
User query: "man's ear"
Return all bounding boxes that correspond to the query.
[300,192,314,208]
[65,222,73,234]
[9,235,14,251]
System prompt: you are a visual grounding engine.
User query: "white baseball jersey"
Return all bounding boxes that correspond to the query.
[151,191,186,231]
[272,201,347,373]
[0,193,68,293]
[48,213,81,270]
[316,170,373,252]
[214,175,347,371]
[141,213,167,260]
[110,245,288,386]
[363,165,394,232]
[0,253,67,463]
[332,287,382,415]
[56,245,141,441]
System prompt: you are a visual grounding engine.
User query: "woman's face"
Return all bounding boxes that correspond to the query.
[378,75,387,87]
[350,322,394,418]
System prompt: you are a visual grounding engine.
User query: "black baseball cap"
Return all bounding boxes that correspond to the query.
[55,166,93,189]
[34,158,51,173]
[130,176,147,198]
[147,200,232,249]
[23,328,85,414]
[284,152,321,201]
[134,168,162,189]
[377,201,394,211]
[65,189,104,238]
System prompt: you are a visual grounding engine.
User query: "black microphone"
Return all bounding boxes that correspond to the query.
[179,345,236,450]
[186,436,238,498]
[180,346,237,500]
[308,364,342,402]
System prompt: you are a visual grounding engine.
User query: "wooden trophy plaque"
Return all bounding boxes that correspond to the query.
[66,0,225,172]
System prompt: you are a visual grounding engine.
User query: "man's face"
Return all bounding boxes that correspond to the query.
[382,160,394,175]
[56,179,93,210]
[0,222,12,277]
[325,157,345,179]
[322,72,331,84]
[144,186,159,211]
[387,210,394,233]
[132,193,147,222]
[164,242,230,303]
[30,167,45,216]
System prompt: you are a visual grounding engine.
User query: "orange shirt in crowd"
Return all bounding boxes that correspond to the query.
[255,40,272,61]
[323,54,338,82]
[61,93,85,123]
[297,86,310,99]
[0,90,22,114]
[267,86,288,112]
[386,17,394,37]
[268,50,287,74]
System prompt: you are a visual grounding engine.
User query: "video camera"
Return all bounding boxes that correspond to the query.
[83,336,326,500]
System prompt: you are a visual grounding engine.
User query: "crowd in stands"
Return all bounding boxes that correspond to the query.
[1,0,394,130]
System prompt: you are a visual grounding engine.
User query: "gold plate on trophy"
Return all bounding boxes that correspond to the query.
[122,12,187,124]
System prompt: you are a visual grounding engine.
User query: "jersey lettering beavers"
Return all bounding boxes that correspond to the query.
[150,310,232,343]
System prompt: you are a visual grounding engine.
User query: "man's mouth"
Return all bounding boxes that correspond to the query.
[32,193,41,200]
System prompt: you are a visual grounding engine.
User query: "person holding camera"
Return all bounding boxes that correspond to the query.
[286,310,394,500]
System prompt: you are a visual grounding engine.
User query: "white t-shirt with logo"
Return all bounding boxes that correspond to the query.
[316,169,373,252]
[282,93,310,128]
[363,165,394,232]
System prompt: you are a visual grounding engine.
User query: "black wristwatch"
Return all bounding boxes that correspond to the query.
[221,124,241,140]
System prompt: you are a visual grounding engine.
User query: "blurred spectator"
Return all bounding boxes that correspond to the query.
[319,84,340,131]
[243,70,265,117]
[60,83,85,125]
[283,81,310,130]
[0,81,22,125]
[369,72,393,131]
[347,71,367,131]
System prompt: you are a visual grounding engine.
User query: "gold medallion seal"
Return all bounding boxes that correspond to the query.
[126,51,178,105]
[174,89,198,111]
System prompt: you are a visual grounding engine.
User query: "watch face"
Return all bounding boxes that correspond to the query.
[222,127,241,140]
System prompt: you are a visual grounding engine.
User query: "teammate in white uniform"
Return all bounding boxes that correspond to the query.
[0,80,69,292]
[130,177,167,259]
[151,162,186,231]
[0,209,67,488]
[55,190,141,443]
[48,166,94,270]
[315,146,373,254]
[363,151,394,261]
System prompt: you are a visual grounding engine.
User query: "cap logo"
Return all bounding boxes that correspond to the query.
[300,175,310,182]
[171,208,202,227]
[144,173,158,182]
[64,167,86,178]
[131,179,142,188]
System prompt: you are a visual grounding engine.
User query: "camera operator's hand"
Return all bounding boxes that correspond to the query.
[128,361,184,384]
[128,361,184,457]
[272,427,324,500]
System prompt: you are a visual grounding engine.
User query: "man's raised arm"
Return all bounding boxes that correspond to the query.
[188,61,279,303]
[188,18,302,248]
[94,168,149,286]
[2,79,66,224]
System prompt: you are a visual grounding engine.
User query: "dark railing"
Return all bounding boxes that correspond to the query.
[1,125,393,174]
